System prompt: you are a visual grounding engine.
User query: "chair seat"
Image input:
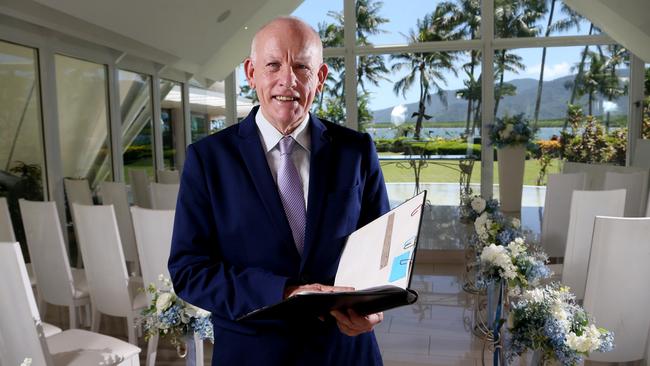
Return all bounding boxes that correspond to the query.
[70,268,89,299]
[43,322,63,337]
[48,329,141,366]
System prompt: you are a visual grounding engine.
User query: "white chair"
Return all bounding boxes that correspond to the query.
[72,203,147,345]
[0,196,37,288]
[562,161,648,190]
[583,217,650,363]
[603,170,649,217]
[64,178,94,267]
[561,189,626,300]
[19,199,91,329]
[157,169,180,184]
[0,242,141,366]
[131,207,204,366]
[99,181,140,275]
[129,169,152,208]
[149,182,179,210]
[540,172,586,258]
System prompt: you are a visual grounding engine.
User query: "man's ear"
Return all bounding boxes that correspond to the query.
[243,58,255,88]
[316,62,329,93]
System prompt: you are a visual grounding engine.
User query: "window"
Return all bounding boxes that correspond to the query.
[0,40,45,250]
[189,84,226,143]
[55,54,111,187]
[119,70,154,182]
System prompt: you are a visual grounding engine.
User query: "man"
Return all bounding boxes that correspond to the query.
[169,16,390,365]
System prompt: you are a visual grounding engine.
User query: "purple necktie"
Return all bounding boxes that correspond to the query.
[277,136,306,255]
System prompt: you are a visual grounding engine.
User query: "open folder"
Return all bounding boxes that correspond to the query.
[238,191,427,321]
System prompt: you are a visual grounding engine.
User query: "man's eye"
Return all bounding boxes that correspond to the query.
[266,63,280,69]
[296,64,309,70]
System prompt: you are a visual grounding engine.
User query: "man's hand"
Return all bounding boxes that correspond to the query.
[330,309,384,337]
[283,283,355,300]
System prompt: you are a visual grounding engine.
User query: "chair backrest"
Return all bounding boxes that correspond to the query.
[561,189,626,300]
[584,217,650,363]
[631,138,650,168]
[157,169,180,184]
[0,196,16,242]
[63,178,93,214]
[72,203,132,316]
[129,169,152,208]
[540,172,586,258]
[19,199,76,306]
[131,207,175,294]
[99,181,139,265]
[0,242,52,366]
[150,183,179,210]
[603,171,649,217]
[562,161,648,190]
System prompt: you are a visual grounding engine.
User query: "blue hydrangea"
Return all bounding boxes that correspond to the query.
[159,303,183,328]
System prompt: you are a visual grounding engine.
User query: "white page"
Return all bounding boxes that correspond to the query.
[334,192,425,290]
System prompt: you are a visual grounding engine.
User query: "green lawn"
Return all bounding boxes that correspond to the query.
[380,158,562,186]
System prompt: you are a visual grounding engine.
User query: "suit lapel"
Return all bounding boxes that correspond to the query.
[302,114,332,268]
[237,108,295,250]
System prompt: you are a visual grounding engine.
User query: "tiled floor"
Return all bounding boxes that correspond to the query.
[41,260,497,365]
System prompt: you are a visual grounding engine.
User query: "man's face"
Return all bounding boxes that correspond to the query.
[244,22,328,130]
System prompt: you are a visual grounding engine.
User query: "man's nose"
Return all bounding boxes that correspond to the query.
[279,65,297,88]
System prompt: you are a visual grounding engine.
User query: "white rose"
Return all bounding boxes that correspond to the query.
[156,292,175,314]
[523,288,545,303]
[471,197,487,214]
[511,218,521,229]
[567,327,601,353]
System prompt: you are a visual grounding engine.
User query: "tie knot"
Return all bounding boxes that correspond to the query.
[279,136,296,155]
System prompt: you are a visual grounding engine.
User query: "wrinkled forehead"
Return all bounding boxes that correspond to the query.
[251,21,322,62]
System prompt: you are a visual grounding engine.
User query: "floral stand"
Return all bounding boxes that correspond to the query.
[497,145,526,212]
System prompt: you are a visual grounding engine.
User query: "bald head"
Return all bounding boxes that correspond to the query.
[250,16,323,62]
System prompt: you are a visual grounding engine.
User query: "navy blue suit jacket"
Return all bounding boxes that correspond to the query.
[169,107,390,365]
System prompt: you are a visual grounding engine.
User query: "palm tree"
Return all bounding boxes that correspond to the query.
[494,0,545,118]
[391,6,461,139]
[568,50,609,116]
[532,0,583,130]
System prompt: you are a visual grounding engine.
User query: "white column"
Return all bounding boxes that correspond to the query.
[225,71,238,126]
[38,46,67,240]
[627,53,645,166]
[107,64,124,182]
[480,0,495,198]
[151,69,164,174]
[344,0,357,130]
[179,80,191,172]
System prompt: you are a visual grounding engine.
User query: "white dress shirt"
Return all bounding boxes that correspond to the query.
[255,108,311,209]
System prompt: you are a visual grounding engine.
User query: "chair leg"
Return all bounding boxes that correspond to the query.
[84,303,91,326]
[68,305,78,329]
[91,306,101,332]
[126,313,137,345]
[146,333,159,366]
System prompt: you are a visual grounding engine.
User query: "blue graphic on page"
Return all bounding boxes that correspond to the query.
[389,251,411,282]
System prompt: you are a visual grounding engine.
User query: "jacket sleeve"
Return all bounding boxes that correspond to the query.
[358,133,391,228]
[168,144,289,320]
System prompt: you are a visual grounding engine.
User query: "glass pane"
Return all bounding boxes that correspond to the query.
[495,0,596,38]
[292,0,343,44]
[641,64,650,139]
[189,84,226,143]
[0,40,45,252]
[495,45,629,166]
[355,0,479,46]
[55,54,111,188]
[160,79,182,170]
[119,70,154,183]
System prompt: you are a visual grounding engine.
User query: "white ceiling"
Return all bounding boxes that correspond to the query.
[564,0,650,62]
[0,0,302,81]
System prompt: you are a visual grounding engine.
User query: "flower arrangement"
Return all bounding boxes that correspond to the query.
[478,238,551,290]
[459,194,500,222]
[505,284,614,365]
[473,210,523,248]
[140,276,214,349]
[489,113,535,148]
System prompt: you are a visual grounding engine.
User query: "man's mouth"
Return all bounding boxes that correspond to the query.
[273,95,299,102]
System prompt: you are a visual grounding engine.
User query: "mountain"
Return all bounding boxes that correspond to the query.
[371,70,629,124]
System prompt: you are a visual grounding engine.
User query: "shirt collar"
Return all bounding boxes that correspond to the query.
[255,107,311,153]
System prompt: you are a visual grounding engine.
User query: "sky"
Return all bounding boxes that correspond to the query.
[239,0,597,112]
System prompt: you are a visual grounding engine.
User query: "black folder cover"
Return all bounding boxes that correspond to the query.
[237,191,426,322]
[238,286,419,321]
